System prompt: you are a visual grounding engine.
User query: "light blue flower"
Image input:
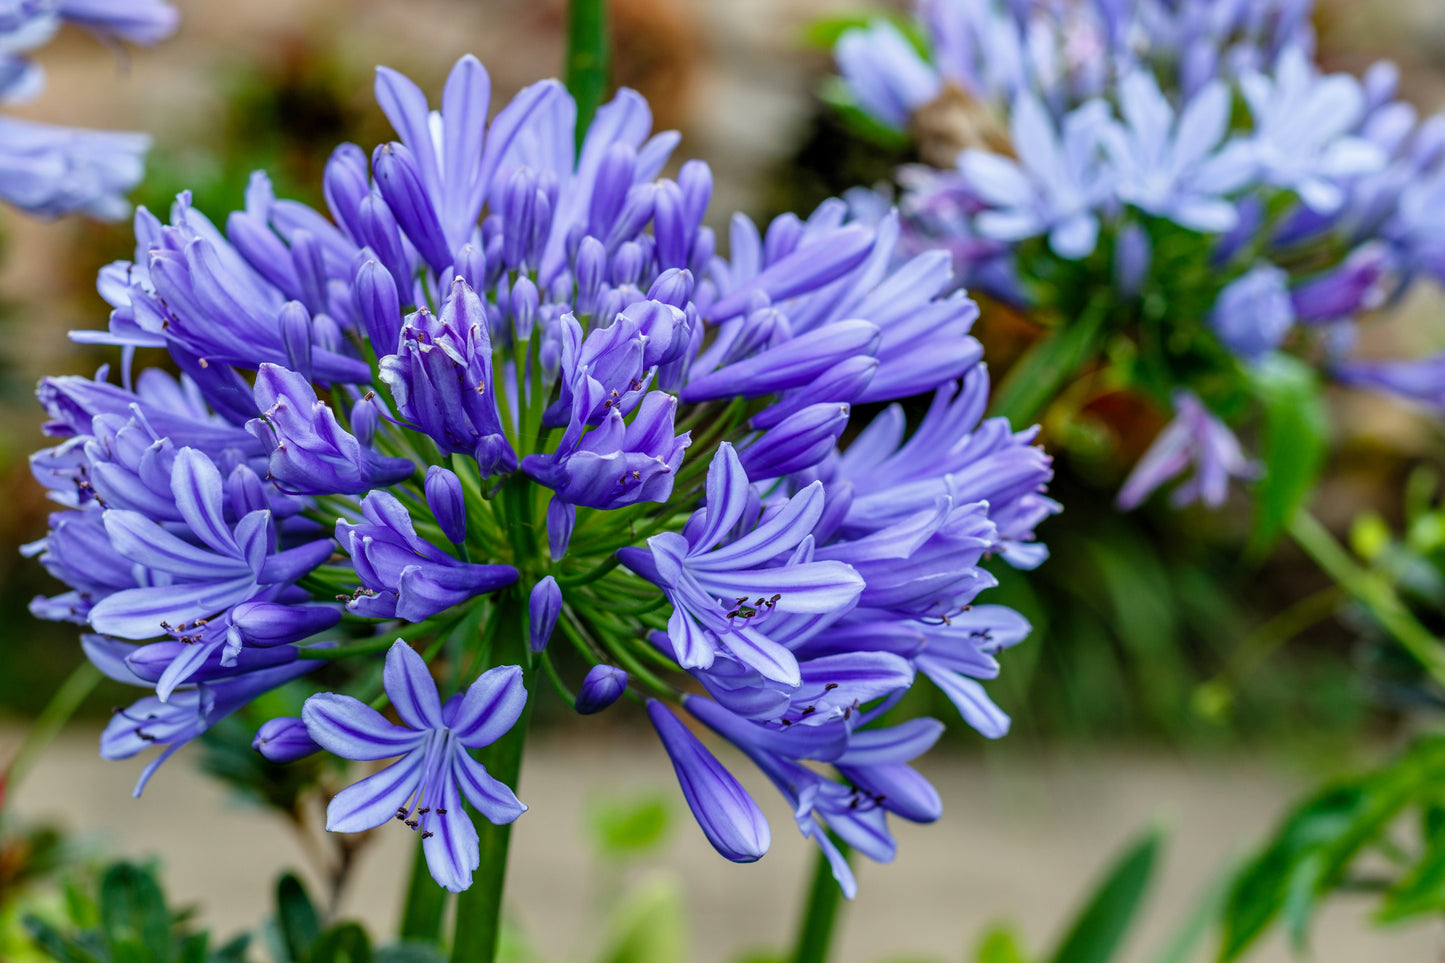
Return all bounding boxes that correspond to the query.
[303,640,528,893]
[958,93,1113,258]
[1101,70,1254,232]
[834,19,941,131]
[1240,46,1387,214]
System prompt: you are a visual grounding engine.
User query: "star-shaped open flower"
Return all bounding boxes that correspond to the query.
[302,640,528,892]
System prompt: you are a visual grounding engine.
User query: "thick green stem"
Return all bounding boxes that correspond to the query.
[3,660,101,801]
[450,604,535,963]
[788,841,850,963]
[399,838,448,943]
[564,0,609,142]
[1288,509,1445,692]
[988,292,1112,426]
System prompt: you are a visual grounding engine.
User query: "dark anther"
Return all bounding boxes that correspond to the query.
[435,808,447,815]
[405,820,419,829]
[824,682,839,691]
[800,706,816,716]
[421,831,434,839]
[779,718,793,726]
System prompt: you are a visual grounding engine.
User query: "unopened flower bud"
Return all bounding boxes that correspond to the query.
[529,576,562,653]
[253,717,321,763]
[575,665,627,714]
[425,465,468,545]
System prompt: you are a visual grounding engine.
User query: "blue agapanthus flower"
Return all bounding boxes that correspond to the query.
[0,0,175,218]
[831,0,1445,510]
[27,54,1053,894]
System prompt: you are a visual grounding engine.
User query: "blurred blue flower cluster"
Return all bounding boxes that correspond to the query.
[836,0,1445,509]
[0,0,176,218]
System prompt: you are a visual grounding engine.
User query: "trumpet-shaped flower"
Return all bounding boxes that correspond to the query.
[302,640,528,892]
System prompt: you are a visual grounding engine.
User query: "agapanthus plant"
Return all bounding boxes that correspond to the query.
[0,0,177,218]
[26,53,1054,916]
[832,0,1445,518]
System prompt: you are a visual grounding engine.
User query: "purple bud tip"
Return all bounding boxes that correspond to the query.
[233,601,342,646]
[529,576,562,653]
[646,699,770,863]
[547,497,575,561]
[575,665,627,714]
[253,716,321,763]
[425,465,468,545]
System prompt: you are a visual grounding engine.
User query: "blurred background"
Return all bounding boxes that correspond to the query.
[6,0,1445,960]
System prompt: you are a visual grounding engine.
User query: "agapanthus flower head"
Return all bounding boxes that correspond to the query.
[29,53,1052,895]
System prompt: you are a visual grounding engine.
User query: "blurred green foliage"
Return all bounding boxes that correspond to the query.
[1219,735,1445,960]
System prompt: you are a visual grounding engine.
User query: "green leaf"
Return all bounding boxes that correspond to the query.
[209,935,253,963]
[1219,736,1445,959]
[975,923,1033,963]
[98,863,172,963]
[989,296,1111,427]
[21,915,102,963]
[1379,812,1445,921]
[179,933,210,963]
[375,942,447,963]
[595,876,688,963]
[1146,858,1236,963]
[815,78,911,151]
[1248,355,1329,553]
[310,924,372,963]
[587,794,672,857]
[1046,828,1162,963]
[275,873,321,963]
[1218,786,1362,961]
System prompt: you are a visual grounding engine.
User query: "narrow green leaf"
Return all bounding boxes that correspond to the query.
[98,863,172,963]
[1146,858,1236,963]
[1248,355,1329,553]
[276,873,322,963]
[1047,828,1162,963]
[311,924,372,963]
[989,297,1111,427]
[1217,787,1361,961]
[376,942,448,963]
[179,932,211,963]
[210,934,254,963]
[22,915,102,963]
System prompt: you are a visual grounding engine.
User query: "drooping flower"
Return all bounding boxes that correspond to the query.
[1117,390,1257,510]
[302,640,527,892]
